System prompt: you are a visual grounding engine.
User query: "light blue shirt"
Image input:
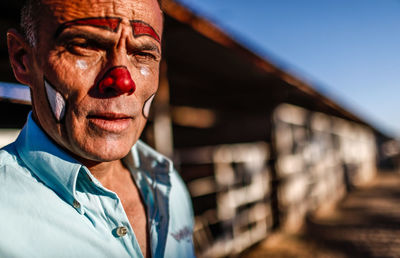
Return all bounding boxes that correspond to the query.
[0,113,195,258]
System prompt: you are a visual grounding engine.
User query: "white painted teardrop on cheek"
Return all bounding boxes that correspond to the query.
[140,67,150,77]
[76,60,88,70]
[44,80,66,122]
[143,94,155,118]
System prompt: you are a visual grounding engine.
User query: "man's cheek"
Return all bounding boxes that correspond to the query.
[138,66,159,119]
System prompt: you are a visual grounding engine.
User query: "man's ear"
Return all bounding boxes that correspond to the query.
[7,29,34,86]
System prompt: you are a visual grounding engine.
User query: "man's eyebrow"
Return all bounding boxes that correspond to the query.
[56,31,115,47]
[131,20,161,43]
[55,17,122,39]
[57,30,160,54]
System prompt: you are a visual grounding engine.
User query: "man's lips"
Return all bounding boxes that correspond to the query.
[87,112,132,120]
[87,112,133,133]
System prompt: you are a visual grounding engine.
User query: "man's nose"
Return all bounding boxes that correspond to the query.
[98,66,136,95]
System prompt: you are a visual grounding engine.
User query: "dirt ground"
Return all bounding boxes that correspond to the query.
[242,171,400,258]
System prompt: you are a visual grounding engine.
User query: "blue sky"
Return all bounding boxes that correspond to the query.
[176,0,400,137]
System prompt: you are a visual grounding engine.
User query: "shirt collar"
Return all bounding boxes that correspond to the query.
[15,112,83,209]
[124,140,173,176]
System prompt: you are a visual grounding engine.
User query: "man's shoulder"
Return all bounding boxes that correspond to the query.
[0,142,34,180]
[134,141,195,256]
[0,143,20,170]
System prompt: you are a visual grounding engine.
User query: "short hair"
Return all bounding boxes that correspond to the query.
[20,0,41,47]
[20,0,163,47]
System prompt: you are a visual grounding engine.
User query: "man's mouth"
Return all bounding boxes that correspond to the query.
[87,112,133,133]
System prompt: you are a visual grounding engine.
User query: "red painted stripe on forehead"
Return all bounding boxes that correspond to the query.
[131,20,160,42]
[57,17,122,36]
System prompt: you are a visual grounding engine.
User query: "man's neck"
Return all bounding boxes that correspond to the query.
[80,158,128,188]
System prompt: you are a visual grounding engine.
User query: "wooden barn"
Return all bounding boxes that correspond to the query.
[0,1,395,257]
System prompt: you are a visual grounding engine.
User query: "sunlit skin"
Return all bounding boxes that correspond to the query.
[7,0,163,256]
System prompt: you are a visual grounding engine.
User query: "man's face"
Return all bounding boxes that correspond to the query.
[28,0,163,163]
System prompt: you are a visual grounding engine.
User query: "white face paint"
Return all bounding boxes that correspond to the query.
[76,60,88,70]
[140,67,150,77]
[143,94,155,118]
[44,80,66,122]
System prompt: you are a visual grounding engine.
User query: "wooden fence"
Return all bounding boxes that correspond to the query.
[176,103,377,257]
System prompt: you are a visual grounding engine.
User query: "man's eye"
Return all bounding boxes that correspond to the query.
[74,42,89,48]
[66,42,96,55]
[133,51,157,60]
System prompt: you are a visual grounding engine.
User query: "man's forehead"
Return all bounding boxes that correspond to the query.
[41,0,162,32]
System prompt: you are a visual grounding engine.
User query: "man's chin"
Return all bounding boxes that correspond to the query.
[71,141,134,165]
[73,151,130,167]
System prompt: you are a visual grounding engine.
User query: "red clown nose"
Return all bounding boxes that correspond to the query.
[98,66,136,95]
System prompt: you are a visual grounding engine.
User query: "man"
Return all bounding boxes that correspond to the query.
[0,0,195,257]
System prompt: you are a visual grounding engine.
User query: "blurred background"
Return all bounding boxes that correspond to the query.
[1,0,400,257]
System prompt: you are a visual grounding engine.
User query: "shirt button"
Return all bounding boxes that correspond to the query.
[73,200,81,209]
[116,226,128,237]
